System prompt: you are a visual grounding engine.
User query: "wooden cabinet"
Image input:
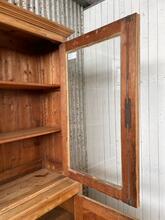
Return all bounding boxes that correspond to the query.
[74,195,135,220]
[64,13,140,208]
[0,1,139,219]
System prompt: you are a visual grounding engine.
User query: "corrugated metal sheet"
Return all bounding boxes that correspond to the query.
[7,0,83,37]
[74,0,103,8]
[7,0,87,172]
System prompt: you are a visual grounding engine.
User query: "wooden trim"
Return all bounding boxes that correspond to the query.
[64,13,140,207]
[75,195,136,220]
[0,0,73,42]
[0,81,60,90]
[120,13,140,207]
[68,169,121,200]
[59,44,70,172]
[65,18,121,52]
[0,127,61,144]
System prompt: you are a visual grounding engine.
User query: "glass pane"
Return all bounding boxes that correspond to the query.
[67,36,122,186]
[86,187,121,211]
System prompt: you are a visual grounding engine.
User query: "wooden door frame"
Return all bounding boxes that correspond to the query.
[61,13,140,207]
[74,195,136,220]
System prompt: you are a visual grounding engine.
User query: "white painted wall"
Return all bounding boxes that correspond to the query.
[84,0,165,219]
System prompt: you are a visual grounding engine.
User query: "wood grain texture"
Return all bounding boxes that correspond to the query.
[65,19,121,52]
[0,0,73,43]
[0,1,67,188]
[40,50,62,171]
[0,2,82,219]
[68,169,122,199]
[0,159,42,185]
[59,44,69,173]
[0,89,43,181]
[0,127,60,144]
[75,195,136,220]
[39,207,74,220]
[0,81,60,90]
[0,169,81,220]
[0,46,59,84]
[60,198,74,214]
[120,13,140,207]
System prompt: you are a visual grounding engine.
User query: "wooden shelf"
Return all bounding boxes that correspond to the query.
[0,81,60,90]
[0,169,81,219]
[0,127,61,144]
[39,207,74,220]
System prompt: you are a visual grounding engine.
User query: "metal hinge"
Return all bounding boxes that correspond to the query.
[125,97,131,129]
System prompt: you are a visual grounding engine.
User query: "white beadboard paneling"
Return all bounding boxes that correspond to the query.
[158,1,165,219]
[148,2,159,220]
[84,0,165,219]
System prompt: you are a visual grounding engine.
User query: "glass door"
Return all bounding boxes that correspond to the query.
[63,13,140,207]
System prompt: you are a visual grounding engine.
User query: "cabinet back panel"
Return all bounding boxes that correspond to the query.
[0,90,42,133]
[0,48,60,84]
[0,26,61,182]
[0,90,61,182]
[41,91,62,171]
[0,48,41,83]
[41,91,61,128]
[0,27,60,85]
[0,138,42,184]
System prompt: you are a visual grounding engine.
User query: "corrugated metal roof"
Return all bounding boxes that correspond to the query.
[74,0,103,8]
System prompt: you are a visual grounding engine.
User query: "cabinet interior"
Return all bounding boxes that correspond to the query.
[0,26,63,184]
[0,2,139,219]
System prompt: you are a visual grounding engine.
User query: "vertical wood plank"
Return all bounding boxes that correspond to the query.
[74,196,83,220]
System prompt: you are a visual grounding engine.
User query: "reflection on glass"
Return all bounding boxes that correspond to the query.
[68,37,122,186]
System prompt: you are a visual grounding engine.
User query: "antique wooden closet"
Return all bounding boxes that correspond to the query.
[0,1,139,219]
